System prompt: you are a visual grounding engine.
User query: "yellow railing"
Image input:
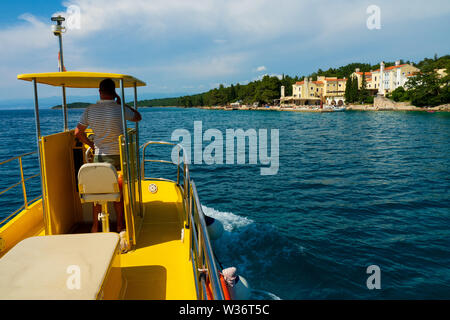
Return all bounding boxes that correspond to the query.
[0,151,41,226]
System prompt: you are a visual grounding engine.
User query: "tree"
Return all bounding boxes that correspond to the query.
[352,75,359,102]
[389,86,409,102]
[345,76,353,103]
[359,72,370,103]
[406,71,449,107]
[253,75,281,104]
[181,96,193,107]
[207,89,220,106]
[344,75,360,103]
[229,84,237,102]
[216,84,228,105]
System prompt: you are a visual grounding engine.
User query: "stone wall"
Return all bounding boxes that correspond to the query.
[346,96,450,111]
[373,96,416,110]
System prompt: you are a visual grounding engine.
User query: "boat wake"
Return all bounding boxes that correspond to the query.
[202,205,289,300]
[202,205,253,231]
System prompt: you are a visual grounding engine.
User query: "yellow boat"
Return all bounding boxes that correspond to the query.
[0,16,234,300]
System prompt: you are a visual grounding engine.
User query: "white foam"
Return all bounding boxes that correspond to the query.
[201,205,253,232]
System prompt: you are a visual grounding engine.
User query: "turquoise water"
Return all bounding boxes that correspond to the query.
[1,107,449,299]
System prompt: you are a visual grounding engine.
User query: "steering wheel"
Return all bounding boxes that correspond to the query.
[85,147,94,163]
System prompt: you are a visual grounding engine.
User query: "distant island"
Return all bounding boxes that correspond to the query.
[51,101,158,109]
[51,102,91,109]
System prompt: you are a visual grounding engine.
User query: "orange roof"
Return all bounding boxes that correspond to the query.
[373,64,407,72]
[355,72,372,76]
[295,80,323,85]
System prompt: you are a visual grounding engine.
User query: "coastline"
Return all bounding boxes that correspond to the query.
[193,104,450,112]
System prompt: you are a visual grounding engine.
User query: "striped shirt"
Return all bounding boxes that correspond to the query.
[79,100,134,155]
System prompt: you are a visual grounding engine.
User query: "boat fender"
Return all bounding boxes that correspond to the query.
[219,273,231,300]
[205,276,213,300]
[119,230,130,253]
[222,267,250,300]
[117,174,123,191]
[205,272,231,300]
[204,215,224,241]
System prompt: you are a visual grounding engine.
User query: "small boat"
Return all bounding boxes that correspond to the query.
[323,105,346,112]
[0,15,249,300]
[332,106,346,112]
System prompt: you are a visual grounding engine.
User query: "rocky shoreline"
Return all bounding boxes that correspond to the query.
[193,104,450,112]
[346,104,450,112]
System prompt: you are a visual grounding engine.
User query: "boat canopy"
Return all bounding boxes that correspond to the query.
[17,71,146,88]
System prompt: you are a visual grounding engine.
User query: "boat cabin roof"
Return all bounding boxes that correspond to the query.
[17,71,146,88]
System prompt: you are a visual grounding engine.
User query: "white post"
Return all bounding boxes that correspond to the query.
[379,61,385,95]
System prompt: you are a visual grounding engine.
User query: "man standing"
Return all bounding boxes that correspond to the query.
[75,78,141,233]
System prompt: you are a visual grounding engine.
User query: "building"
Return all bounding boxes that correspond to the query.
[351,60,420,95]
[435,68,447,79]
[280,76,347,106]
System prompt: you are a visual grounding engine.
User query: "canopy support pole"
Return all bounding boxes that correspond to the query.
[133,83,143,218]
[32,78,48,233]
[62,85,68,131]
[120,79,135,241]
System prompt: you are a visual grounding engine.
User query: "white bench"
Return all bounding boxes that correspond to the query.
[0,233,119,300]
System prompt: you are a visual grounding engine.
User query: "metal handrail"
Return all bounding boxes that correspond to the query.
[0,151,37,166]
[190,181,225,300]
[0,151,41,226]
[141,141,225,300]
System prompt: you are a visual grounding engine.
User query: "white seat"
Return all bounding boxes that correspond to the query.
[81,193,122,202]
[78,163,121,232]
[0,233,119,300]
[78,163,120,202]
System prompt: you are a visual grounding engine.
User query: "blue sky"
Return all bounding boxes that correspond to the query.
[0,0,449,106]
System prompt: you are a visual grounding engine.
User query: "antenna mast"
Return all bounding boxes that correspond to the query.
[51,15,68,131]
[51,15,66,72]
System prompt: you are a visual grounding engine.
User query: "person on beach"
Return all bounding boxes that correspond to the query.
[74,78,142,233]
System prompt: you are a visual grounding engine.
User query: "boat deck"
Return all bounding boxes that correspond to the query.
[119,181,197,300]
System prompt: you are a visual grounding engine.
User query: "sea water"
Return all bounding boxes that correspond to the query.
[0,107,449,299]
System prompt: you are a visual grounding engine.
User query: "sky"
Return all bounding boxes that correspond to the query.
[0,0,449,106]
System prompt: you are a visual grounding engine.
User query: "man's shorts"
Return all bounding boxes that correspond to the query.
[94,154,121,171]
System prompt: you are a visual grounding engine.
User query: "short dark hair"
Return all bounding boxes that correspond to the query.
[99,78,116,95]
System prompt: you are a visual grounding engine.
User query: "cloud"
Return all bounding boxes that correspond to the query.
[0,0,449,100]
[255,66,267,72]
[0,13,53,57]
[152,53,248,79]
